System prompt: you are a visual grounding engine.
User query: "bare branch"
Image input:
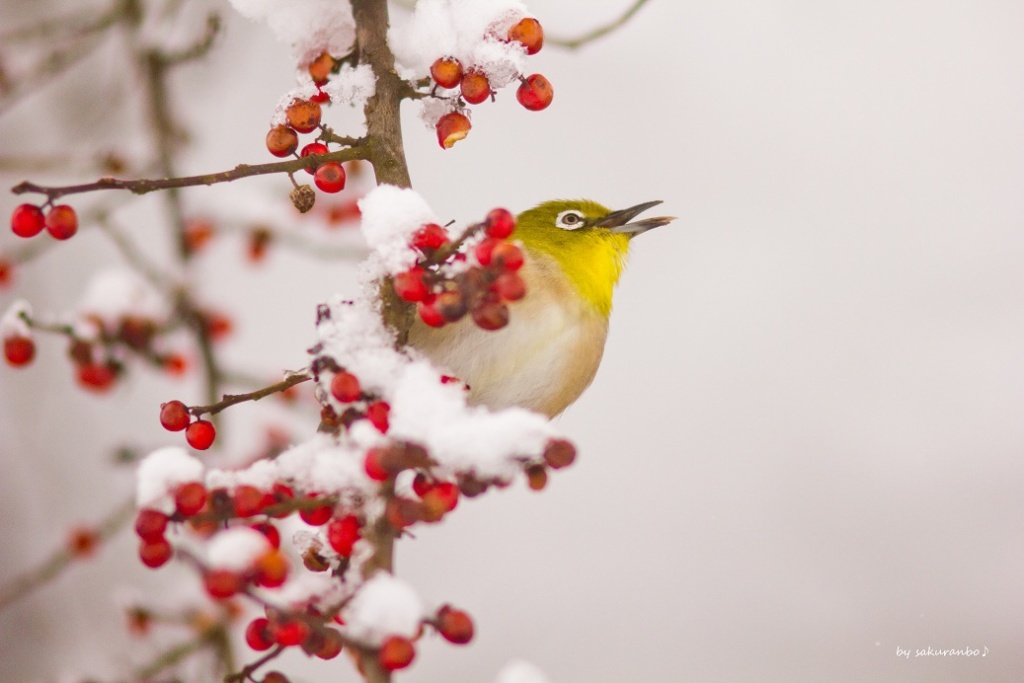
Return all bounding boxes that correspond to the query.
[548,0,651,50]
[0,497,135,611]
[189,372,313,418]
[10,148,369,203]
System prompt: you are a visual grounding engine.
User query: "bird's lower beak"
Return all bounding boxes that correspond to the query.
[595,200,676,238]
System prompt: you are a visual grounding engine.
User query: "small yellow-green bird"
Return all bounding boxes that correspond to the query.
[408,199,673,417]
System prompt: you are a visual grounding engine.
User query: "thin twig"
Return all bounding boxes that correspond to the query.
[0,497,135,611]
[224,645,285,683]
[11,148,369,203]
[548,0,651,50]
[189,372,312,418]
[133,624,229,680]
[161,13,221,66]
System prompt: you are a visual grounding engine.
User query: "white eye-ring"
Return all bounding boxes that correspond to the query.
[555,209,586,230]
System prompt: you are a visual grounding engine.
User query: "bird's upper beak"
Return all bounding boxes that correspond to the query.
[595,200,675,238]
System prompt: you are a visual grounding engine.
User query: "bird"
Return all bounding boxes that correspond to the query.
[407,199,674,418]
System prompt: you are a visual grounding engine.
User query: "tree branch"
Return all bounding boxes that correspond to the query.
[0,497,135,612]
[188,372,312,418]
[548,0,651,50]
[10,148,368,203]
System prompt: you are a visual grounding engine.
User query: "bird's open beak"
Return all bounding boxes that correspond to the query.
[595,200,676,238]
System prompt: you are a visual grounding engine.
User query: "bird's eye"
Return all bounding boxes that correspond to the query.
[555,210,585,230]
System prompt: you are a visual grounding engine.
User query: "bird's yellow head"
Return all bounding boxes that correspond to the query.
[514,199,674,317]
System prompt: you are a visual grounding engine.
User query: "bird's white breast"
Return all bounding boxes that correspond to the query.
[407,252,609,417]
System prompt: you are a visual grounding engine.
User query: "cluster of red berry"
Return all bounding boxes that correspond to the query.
[394,207,525,331]
[433,17,553,149]
[159,400,216,450]
[3,308,190,389]
[265,52,347,196]
[9,203,78,241]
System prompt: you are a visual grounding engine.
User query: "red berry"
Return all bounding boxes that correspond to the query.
[77,362,117,392]
[364,448,390,481]
[299,502,333,526]
[430,57,463,89]
[266,125,299,157]
[508,17,544,55]
[174,481,207,516]
[315,628,344,659]
[250,522,281,549]
[424,481,459,513]
[255,550,288,587]
[436,111,471,149]
[491,242,524,271]
[311,88,330,103]
[159,400,190,431]
[416,301,446,328]
[300,142,330,174]
[378,635,415,671]
[186,419,216,450]
[526,463,548,491]
[493,271,526,301]
[326,515,361,556]
[394,267,429,302]
[245,617,274,651]
[68,526,99,557]
[314,162,346,193]
[163,353,188,376]
[11,204,45,238]
[436,606,474,644]
[233,484,266,517]
[45,205,78,240]
[135,508,168,541]
[286,99,322,134]
[517,73,554,111]
[262,672,290,683]
[543,438,577,469]
[365,401,390,433]
[472,300,509,331]
[308,51,335,84]
[0,259,12,286]
[474,237,500,266]
[203,568,243,599]
[330,371,361,402]
[485,208,516,238]
[4,336,34,366]
[271,618,310,647]
[411,223,449,251]
[184,219,214,254]
[460,71,490,104]
[139,538,172,568]
[412,472,432,498]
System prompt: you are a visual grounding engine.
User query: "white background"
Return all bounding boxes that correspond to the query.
[1,1,1022,681]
